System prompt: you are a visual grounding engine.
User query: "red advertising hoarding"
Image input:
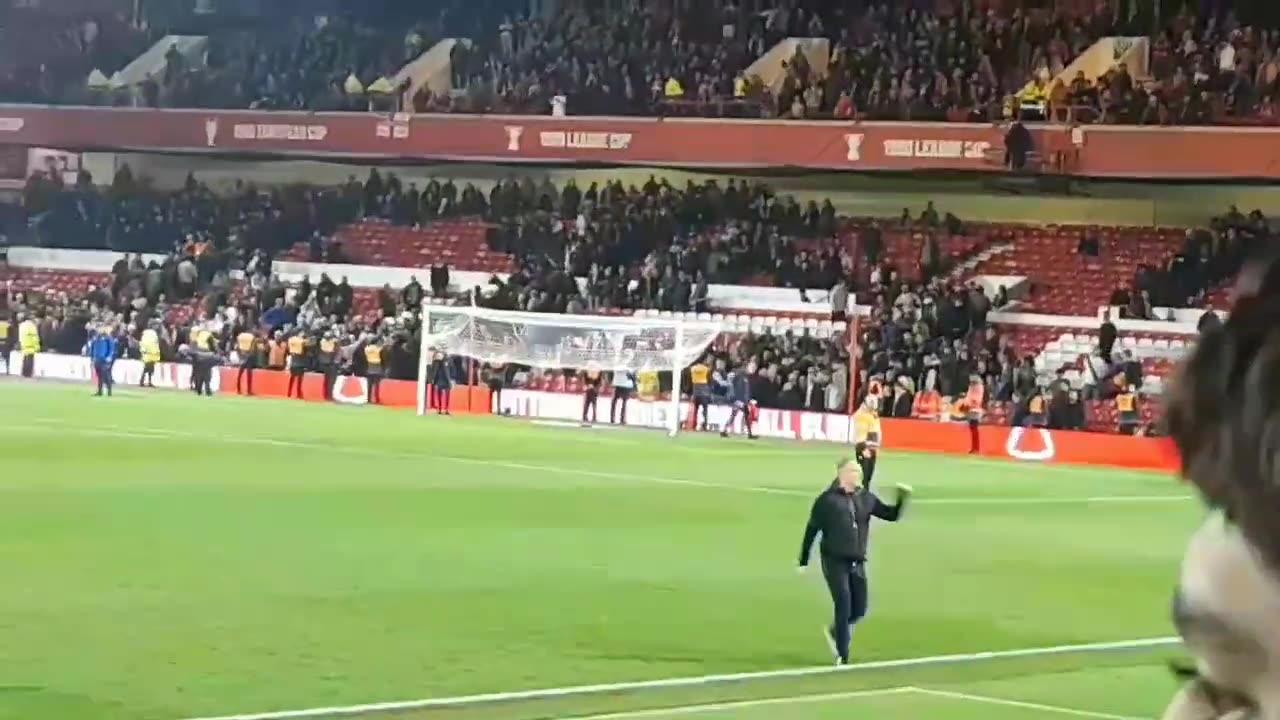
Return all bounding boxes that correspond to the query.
[11,354,1180,473]
[0,104,1274,178]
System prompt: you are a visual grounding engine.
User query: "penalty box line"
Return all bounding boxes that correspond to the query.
[542,687,915,720]
[176,637,1181,720]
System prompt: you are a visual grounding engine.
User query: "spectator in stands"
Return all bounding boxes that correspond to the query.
[830,279,849,322]
[1059,390,1086,431]
[1098,310,1118,363]
[1103,350,1143,397]
[1198,309,1222,333]
[1005,122,1034,170]
[890,376,914,418]
[1081,349,1110,400]
[1077,231,1101,258]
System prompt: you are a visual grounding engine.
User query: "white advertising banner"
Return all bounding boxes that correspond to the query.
[497,389,854,444]
[4,353,217,392]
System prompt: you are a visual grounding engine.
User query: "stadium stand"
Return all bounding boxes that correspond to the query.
[0,3,149,105]
[3,0,1276,126]
[965,223,1188,314]
[1,163,1256,434]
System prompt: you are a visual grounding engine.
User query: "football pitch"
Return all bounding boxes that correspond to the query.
[0,381,1200,720]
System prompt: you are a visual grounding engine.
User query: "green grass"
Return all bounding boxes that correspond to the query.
[0,382,1201,720]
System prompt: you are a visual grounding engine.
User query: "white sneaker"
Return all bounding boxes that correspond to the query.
[822,626,840,662]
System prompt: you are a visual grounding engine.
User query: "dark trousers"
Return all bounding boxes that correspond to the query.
[367,374,382,404]
[724,401,754,436]
[968,419,980,453]
[21,353,34,378]
[287,367,305,399]
[94,361,113,396]
[611,389,630,424]
[140,361,156,387]
[322,366,337,400]
[857,448,877,487]
[583,388,599,423]
[821,555,869,663]
[691,395,710,430]
[434,385,451,414]
[193,362,213,396]
[237,362,255,395]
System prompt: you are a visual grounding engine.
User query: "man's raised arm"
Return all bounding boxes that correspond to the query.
[872,484,913,522]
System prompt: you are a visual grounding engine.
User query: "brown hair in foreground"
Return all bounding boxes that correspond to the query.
[1164,244,1280,574]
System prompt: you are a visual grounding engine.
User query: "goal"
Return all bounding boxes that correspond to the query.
[418,305,722,435]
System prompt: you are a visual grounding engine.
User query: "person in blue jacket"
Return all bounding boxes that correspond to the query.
[86,324,118,397]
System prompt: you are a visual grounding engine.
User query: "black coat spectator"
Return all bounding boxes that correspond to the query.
[1098,312,1117,363]
[1198,310,1222,334]
[1005,122,1033,170]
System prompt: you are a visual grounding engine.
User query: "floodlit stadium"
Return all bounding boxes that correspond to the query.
[11,0,1280,717]
[0,382,1195,720]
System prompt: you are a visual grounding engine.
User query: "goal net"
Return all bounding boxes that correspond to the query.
[417,305,721,434]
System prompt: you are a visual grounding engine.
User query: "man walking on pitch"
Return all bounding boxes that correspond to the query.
[798,458,911,665]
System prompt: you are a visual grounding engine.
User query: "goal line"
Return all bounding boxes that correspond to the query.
[177,636,1180,720]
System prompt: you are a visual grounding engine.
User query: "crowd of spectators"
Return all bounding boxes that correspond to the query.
[1102,204,1268,317]
[1050,9,1280,125]
[0,165,933,419]
[0,6,149,105]
[790,3,1113,122]
[481,176,848,312]
[5,158,1248,432]
[434,1,766,116]
[8,0,1280,127]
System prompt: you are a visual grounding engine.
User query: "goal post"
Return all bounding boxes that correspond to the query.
[417,304,721,435]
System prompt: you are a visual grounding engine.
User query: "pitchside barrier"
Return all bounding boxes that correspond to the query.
[7,351,1179,472]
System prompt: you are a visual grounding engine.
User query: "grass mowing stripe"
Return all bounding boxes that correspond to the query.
[7,420,1192,506]
[176,638,1180,720]
[542,687,913,720]
[911,687,1152,720]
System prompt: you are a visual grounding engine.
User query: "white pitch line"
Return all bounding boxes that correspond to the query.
[544,687,913,720]
[174,638,1180,720]
[917,495,1191,506]
[912,687,1151,720]
[5,421,1192,507]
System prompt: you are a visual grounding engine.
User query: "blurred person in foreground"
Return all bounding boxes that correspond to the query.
[798,458,911,666]
[1161,246,1280,720]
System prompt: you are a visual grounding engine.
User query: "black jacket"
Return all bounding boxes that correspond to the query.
[799,482,905,565]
